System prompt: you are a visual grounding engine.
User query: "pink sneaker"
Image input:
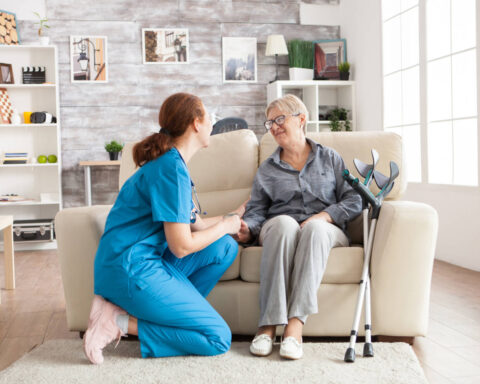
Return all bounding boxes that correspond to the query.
[83,295,126,364]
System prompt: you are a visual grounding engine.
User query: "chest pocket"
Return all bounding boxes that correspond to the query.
[308,170,337,202]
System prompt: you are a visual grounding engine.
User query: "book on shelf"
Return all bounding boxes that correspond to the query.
[2,152,28,164]
[5,152,28,157]
[3,159,28,164]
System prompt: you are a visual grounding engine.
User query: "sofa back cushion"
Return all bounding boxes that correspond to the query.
[260,131,406,200]
[189,129,258,217]
[119,129,258,217]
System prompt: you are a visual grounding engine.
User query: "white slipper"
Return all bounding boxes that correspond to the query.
[279,336,303,360]
[249,334,274,357]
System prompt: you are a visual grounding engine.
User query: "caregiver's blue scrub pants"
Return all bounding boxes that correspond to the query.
[98,234,237,358]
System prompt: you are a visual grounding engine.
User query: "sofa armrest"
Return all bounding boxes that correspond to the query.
[55,205,112,331]
[370,201,438,337]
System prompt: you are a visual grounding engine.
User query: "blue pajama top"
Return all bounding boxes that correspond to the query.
[94,147,195,297]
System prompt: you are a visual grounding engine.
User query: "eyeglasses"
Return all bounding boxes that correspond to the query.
[264,113,300,131]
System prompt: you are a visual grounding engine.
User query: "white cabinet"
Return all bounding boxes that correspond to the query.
[267,80,356,132]
[0,45,62,250]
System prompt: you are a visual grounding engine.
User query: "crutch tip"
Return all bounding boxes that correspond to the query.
[344,348,356,363]
[363,343,374,357]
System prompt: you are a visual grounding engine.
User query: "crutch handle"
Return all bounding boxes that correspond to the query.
[343,169,382,218]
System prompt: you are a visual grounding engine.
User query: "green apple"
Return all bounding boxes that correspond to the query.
[47,154,58,163]
[37,155,47,164]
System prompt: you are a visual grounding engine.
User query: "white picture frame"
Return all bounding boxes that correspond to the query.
[222,37,257,83]
[70,35,108,83]
[142,28,189,64]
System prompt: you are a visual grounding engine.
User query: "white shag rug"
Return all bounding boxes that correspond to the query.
[0,340,427,384]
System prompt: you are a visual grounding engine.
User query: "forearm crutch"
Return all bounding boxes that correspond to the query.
[343,153,399,363]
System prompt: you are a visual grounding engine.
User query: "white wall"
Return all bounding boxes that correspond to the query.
[404,185,480,271]
[300,0,384,132]
[301,0,480,271]
[0,0,46,20]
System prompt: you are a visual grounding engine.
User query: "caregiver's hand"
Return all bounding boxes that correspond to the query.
[223,213,241,235]
[233,220,252,243]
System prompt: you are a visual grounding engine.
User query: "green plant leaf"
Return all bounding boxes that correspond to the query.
[105,140,124,153]
[338,61,350,73]
[287,40,313,69]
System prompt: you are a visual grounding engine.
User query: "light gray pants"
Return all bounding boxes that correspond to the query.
[257,215,349,327]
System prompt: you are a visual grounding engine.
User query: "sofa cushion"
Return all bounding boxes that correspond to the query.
[240,246,364,284]
[189,130,258,217]
[220,245,242,281]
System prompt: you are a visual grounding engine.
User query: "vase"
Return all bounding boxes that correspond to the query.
[289,67,314,81]
[39,36,50,45]
[109,152,119,161]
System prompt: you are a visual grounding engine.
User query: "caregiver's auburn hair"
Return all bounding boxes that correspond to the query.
[133,93,205,167]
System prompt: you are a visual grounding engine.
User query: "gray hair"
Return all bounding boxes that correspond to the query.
[265,94,309,122]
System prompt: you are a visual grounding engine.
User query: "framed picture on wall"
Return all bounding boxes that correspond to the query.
[0,10,20,45]
[142,28,189,64]
[222,37,257,83]
[70,36,108,83]
[313,39,347,80]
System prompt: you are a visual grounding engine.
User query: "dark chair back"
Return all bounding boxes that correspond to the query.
[211,117,248,135]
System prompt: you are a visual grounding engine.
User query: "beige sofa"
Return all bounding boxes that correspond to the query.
[55,130,438,339]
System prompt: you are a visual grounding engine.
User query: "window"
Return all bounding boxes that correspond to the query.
[382,0,422,183]
[382,0,478,186]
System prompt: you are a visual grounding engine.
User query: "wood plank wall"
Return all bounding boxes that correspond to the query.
[19,0,339,207]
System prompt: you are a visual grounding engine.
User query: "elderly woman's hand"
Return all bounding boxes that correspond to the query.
[232,219,252,243]
[233,198,250,218]
[300,211,333,229]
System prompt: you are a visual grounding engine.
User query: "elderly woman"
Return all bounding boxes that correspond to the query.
[235,94,362,360]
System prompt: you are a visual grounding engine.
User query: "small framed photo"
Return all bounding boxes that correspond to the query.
[313,39,347,80]
[70,36,108,83]
[142,28,189,64]
[0,10,20,45]
[0,63,14,83]
[222,37,257,83]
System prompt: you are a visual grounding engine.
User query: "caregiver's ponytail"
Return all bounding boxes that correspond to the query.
[133,92,205,167]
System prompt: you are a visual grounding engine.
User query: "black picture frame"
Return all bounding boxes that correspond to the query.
[0,63,14,84]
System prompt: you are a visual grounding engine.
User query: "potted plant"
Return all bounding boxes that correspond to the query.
[105,140,124,161]
[328,107,351,132]
[287,39,314,81]
[338,61,351,80]
[33,12,50,45]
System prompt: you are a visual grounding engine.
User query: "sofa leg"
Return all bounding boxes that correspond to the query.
[375,335,415,345]
[79,331,84,339]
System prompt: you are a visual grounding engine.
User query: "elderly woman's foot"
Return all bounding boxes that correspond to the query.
[280,318,303,360]
[250,325,276,357]
[83,295,126,364]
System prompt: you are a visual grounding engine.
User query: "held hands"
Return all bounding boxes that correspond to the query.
[300,211,333,229]
[222,213,241,235]
[233,219,252,243]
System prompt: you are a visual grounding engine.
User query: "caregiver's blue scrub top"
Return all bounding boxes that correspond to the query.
[94,147,194,297]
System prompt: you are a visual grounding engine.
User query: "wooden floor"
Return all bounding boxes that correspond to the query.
[1,251,480,383]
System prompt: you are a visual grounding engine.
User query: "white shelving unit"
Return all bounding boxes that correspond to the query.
[267,80,356,132]
[0,45,62,250]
